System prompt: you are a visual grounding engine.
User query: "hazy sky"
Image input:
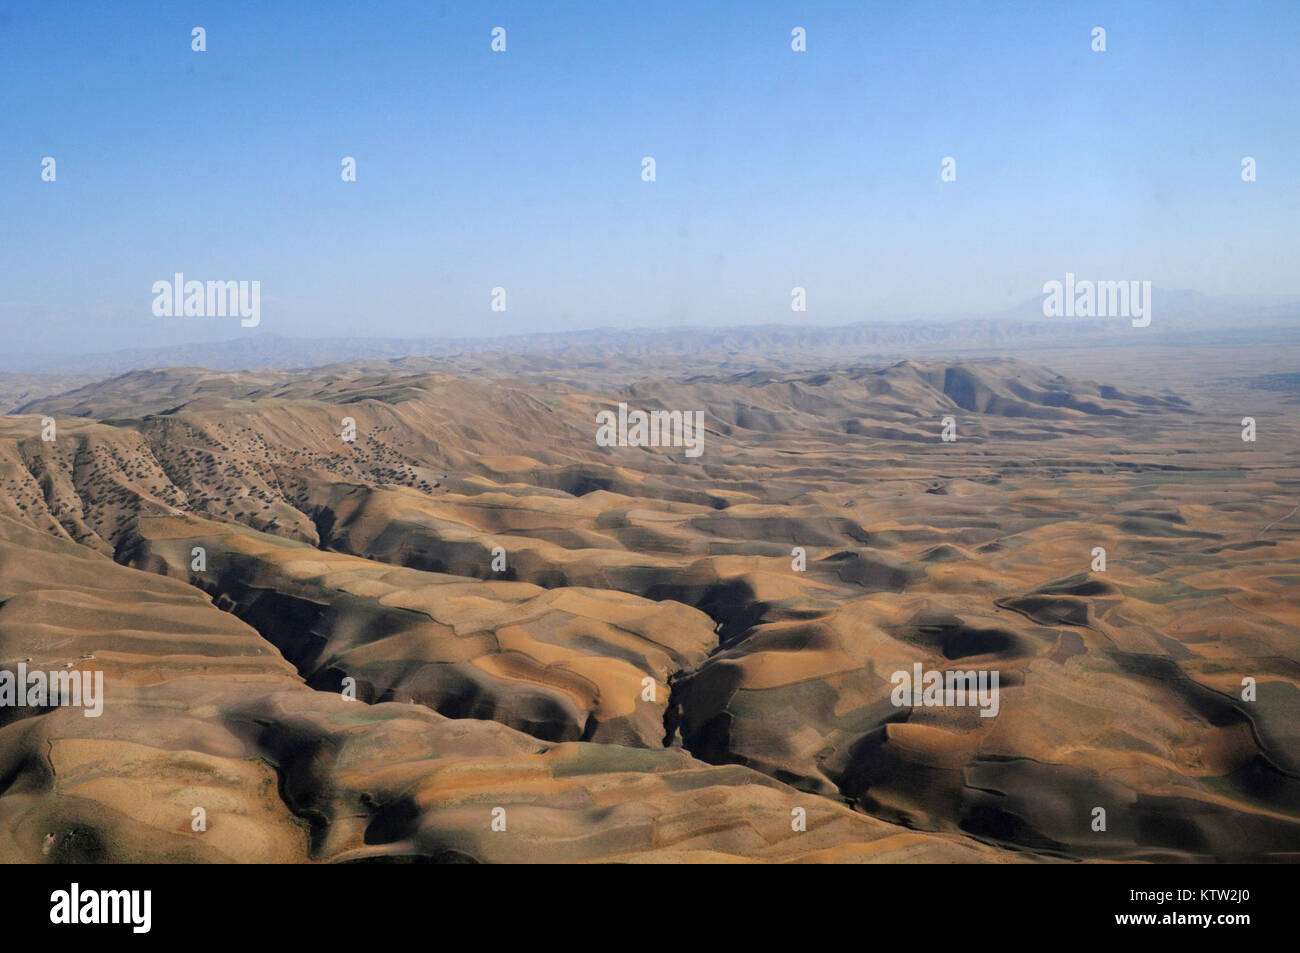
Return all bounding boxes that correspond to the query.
[2,0,1298,358]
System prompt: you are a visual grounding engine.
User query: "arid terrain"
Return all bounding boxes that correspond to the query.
[0,328,1296,863]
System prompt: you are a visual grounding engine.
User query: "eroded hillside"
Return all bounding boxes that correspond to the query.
[1,354,1296,862]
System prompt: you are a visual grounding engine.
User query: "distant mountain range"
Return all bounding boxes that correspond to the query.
[2,290,1297,381]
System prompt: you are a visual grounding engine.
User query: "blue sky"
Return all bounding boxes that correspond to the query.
[2,0,1297,357]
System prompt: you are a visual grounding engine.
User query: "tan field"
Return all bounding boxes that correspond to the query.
[0,338,1296,863]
